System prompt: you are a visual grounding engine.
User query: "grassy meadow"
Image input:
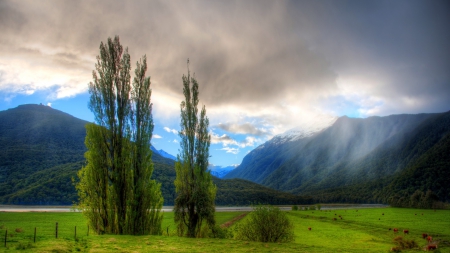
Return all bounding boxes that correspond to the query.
[0,207,449,252]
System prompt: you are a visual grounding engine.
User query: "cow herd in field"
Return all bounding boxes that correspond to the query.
[389,213,438,251]
[305,210,439,251]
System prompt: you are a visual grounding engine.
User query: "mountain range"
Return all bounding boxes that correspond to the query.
[150,146,177,160]
[225,112,450,205]
[208,164,238,178]
[0,104,308,205]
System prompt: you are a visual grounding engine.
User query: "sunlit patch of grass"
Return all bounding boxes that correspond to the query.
[0,208,449,252]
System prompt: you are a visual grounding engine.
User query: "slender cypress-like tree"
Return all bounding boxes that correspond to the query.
[76,36,163,235]
[174,61,216,238]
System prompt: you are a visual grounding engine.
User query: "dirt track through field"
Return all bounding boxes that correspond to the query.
[220,213,248,228]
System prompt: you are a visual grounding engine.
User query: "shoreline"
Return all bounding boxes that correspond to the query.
[0,204,388,212]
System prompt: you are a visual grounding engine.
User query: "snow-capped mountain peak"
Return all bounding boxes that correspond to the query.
[273,115,337,143]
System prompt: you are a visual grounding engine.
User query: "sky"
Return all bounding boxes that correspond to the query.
[1,0,449,166]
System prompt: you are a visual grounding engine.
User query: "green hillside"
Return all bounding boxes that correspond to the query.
[0,104,308,205]
[225,112,450,206]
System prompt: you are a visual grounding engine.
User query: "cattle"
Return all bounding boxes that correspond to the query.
[403,229,409,234]
[308,227,311,231]
[393,228,398,233]
[333,218,337,221]
[426,244,437,251]
[382,213,384,215]
[422,233,428,239]
[427,236,433,243]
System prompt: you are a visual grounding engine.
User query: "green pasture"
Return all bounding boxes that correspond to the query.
[0,207,449,252]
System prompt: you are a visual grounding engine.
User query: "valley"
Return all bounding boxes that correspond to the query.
[0,104,449,208]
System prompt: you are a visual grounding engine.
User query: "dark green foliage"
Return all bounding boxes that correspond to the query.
[174,64,216,237]
[214,178,312,205]
[235,205,294,243]
[1,161,82,205]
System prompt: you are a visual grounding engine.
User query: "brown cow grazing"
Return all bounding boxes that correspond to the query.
[333,218,337,221]
[422,233,428,239]
[427,236,433,243]
[403,229,409,234]
[308,227,311,231]
[393,228,398,233]
[426,244,437,251]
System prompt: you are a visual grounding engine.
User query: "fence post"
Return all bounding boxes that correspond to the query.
[34,227,36,243]
[55,222,58,239]
[4,229,6,247]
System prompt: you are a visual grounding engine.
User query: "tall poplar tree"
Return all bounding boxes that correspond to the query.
[174,62,216,237]
[76,36,163,235]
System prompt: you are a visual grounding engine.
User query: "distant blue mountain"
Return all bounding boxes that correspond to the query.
[151,146,176,160]
[208,164,238,178]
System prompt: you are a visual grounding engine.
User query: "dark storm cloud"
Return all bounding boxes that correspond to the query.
[290,0,450,114]
[1,0,449,125]
[0,0,338,106]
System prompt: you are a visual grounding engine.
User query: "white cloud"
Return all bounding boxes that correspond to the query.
[210,131,260,149]
[218,147,239,155]
[173,139,178,143]
[164,127,178,134]
[153,134,162,139]
[1,0,448,136]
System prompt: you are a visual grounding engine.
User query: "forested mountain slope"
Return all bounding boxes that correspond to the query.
[225,112,450,204]
[0,104,308,205]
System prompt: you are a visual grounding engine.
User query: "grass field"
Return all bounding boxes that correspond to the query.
[0,207,449,252]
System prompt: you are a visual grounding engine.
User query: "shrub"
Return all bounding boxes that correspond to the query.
[15,242,34,250]
[292,205,299,211]
[210,225,233,239]
[393,236,418,250]
[316,204,321,210]
[235,205,294,243]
